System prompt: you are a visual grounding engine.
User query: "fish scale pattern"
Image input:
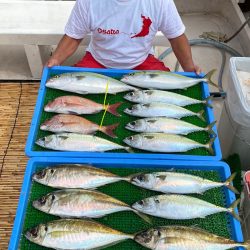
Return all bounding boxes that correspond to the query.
[20,168,231,250]
[33,80,212,155]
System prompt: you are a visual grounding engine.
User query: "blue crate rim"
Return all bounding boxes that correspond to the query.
[25,66,221,160]
[9,157,242,250]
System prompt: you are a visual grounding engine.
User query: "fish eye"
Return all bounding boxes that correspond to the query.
[128,136,134,140]
[138,200,144,206]
[54,75,59,79]
[130,121,136,126]
[50,169,55,174]
[157,231,161,237]
[155,199,160,204]
[51,194,55,201]
[38,196,47,205]
[45,226,48,232]
[35,169,46,179]
[129,92,135,96]
[137,174,145,182]
[30,227,38,237]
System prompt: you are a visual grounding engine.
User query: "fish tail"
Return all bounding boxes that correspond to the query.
[107,102,123,117]
[224,173,239,194]
[197,110,206,122]
[204,69,218,89]
[244,240,250,250]
[206,137,215,155]
[228,198,241,222]
[133,209,152,224]
[203,96,213,108]
[100,123,119,138]
[206,121,217,137]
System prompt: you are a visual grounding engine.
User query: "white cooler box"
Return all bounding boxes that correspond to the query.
[218,57,250,170]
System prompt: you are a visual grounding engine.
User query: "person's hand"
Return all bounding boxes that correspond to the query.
[194,64,202,75]
[45,57,61,68]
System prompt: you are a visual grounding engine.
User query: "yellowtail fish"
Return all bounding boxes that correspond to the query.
[44,96,122,116]
[134,226,250,250]
[121,69,217,90]
[124,90,212,107]
[124,103,205,121]
[132,194,241,221]
[130,172,238,194]
[33,189,151,223]
[126,118,216,136]
[25,219,134,250]
[36,133,130,152]
[46,72,137,94]
[123,133,215,154]
[40,114,119,138]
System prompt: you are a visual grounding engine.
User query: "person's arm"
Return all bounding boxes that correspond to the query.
[169,33,201,74]
[46,35,82,67]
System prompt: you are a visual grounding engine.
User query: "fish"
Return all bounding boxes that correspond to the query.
[32,164,127,189]
[121,69,217,90]
[36,133,130,152]
[44,96,122,116]
[46,72,137,94]
[32,189,151,223]
[25,219,134,250]
[123,133,215,154]
[132,194,241,221]
[134,225,250,250]
[124,103,205,121]
[126,118,216,136]
[40,114,119,138]
[124,90,212,107]
[130,172,239,194]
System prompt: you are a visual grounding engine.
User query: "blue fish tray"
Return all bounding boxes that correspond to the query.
[9,158,243,250]
[25,66,222,160]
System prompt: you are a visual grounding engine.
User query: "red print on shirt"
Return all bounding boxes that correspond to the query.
[131,15,152,38]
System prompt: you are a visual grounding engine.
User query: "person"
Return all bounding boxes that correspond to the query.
[46,0,201,74]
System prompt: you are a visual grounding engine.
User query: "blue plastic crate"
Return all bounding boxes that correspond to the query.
[25,66,222,160]
[9,158,243,250]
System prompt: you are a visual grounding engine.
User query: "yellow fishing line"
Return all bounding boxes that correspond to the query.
[99,81,109,129]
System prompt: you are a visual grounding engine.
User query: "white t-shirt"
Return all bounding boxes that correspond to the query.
[65,0,185,69]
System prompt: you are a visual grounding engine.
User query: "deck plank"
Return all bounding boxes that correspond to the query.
[0,83,39,249]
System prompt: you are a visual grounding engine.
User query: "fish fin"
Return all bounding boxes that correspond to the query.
[224,173,239,194]
[205,137,215,155]
[206,121,217,137]
[68,111,80,115]
[125,147,134,153]
[204,69,218,89]
[197,110,206,122]
[133,209,152,224]
[100,123,119,138]
[107,102,122,117]
[228,198,241,222]
[204,96,213,108]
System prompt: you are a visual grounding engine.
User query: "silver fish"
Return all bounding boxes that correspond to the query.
[132,194,241,221]
[32,164,126,189]
[124,103,205,121]
[126,118,216,136]
[121,69,217,90]
[130,172,238,194]
[123,133,215,154]
[33,189,150,223]
[36,133,129,152]
[134,226,250,250]
[124,90,212,107]
[25,219,133,250]
[46,72,137,94]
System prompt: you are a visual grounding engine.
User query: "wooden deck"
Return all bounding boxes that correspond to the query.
[0,83,39,249]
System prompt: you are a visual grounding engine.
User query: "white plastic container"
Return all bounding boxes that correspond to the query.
[218,57,250,170]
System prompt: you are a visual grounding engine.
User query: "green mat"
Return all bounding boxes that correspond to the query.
[33,80,212,155]
[19,167,232,249]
